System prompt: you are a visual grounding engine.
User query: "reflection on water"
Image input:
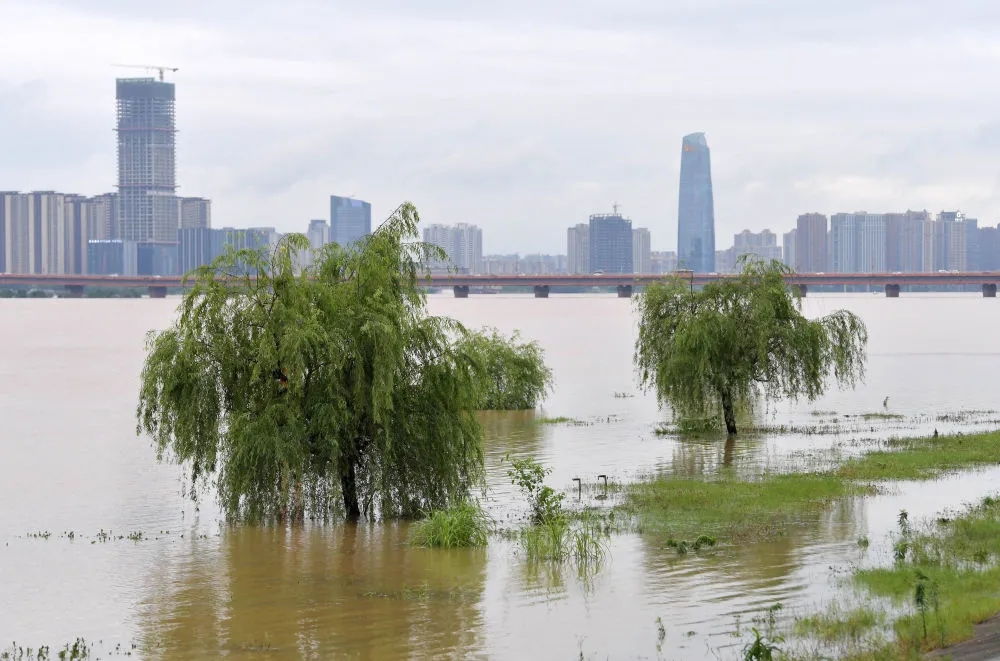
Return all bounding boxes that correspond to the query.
[3,294,1000,659]
[141,525,488,660]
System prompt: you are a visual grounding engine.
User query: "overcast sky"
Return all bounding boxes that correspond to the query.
[2,0,1000,253]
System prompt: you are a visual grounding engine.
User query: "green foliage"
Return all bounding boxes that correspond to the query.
[457,327,553,410]
[634,259,868,434]
[410,501,490,548]
[504,454,565,524]
[138,202,540,523]
[743,628,781,661]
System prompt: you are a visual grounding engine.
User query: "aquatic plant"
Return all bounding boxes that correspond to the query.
[410,501,490,548]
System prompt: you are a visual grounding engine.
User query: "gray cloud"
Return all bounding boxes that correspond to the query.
[3,0,1000,252]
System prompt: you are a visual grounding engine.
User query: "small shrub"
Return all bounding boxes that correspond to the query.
[505,455,565,524]
[410,502,489,548]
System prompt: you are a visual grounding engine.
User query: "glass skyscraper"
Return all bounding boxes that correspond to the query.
[330,196,372,246]
[677,132,716,273]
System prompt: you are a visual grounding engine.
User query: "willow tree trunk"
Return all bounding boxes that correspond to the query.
[341,458,361,521]
[721,391,738,436]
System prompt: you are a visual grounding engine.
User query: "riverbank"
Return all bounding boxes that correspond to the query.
[624,429,1000,658]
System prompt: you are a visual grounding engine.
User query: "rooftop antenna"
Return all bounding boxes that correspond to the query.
[613,201,621,215]
[112,64,179,82]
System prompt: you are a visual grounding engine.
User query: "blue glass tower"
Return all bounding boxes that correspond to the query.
[677,132,716,273]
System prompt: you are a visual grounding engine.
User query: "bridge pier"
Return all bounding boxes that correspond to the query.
[453,285,469,298]
[64,284,85,298]
[616,285,633,298]
[533,285,550,298]
[792,284,807,297]
[885,284,900,298]
[985,284,997,298]
[148,285,168,299]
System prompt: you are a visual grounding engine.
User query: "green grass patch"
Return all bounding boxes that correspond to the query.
[410,502,489,548]
[794,605,886,644]
[852,496,1000,655]
[624,473,870,543]
[536,416,586,425]
[837,430,1000,481]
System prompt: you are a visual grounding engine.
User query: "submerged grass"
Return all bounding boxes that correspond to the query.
[410,502,489,548]
[519,513,608,564]
[794,605,887,644]
[837,430,1000,481]
[625,472,869,543]
[536,416,588,425]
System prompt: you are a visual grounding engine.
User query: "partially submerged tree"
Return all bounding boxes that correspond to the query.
[457,327,553,410]
[137,202,551,523]
[634,258,868,435]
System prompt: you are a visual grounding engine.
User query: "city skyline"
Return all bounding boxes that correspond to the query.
[4,2,1000,254]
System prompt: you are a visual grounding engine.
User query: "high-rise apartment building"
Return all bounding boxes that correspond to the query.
[783,229,797,269]
[733,229,782,264]
[980,225,1000,271]
[885,210,928,273]
[567,223,590,274]
[589,213,633,274]
[178,197,211,230]
[677,132,716,273]
[65,195,111,274]
[632,227,651,274]
[116,78,177,243]
[422,223,483,274]
[330,196,371,246]
[830,212,885,273]
[794,213,827,272]
[1,192,115,274]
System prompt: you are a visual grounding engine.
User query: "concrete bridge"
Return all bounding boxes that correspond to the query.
[0,272,999,298]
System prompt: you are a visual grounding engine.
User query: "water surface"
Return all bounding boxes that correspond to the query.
[2,293,999,659]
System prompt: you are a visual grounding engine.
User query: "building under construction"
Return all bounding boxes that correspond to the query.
[115,77,177,243]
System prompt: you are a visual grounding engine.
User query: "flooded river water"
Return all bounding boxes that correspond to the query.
[1,293,999,659]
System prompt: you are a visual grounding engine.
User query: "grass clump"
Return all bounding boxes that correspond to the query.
[837,430,1000,481]
[794,605,886,644]
[410,502,489,548]
[625,472,868,544]
[859,412,905,421]
[536,416,585,425]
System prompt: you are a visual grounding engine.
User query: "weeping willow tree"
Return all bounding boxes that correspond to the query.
[457,328,553,410]
[137,202,551,523]
[634,258,868,435]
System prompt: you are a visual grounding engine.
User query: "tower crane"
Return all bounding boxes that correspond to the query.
[111,64,179,82]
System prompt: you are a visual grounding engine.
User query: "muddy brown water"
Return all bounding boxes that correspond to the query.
[2,294,1000,659]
